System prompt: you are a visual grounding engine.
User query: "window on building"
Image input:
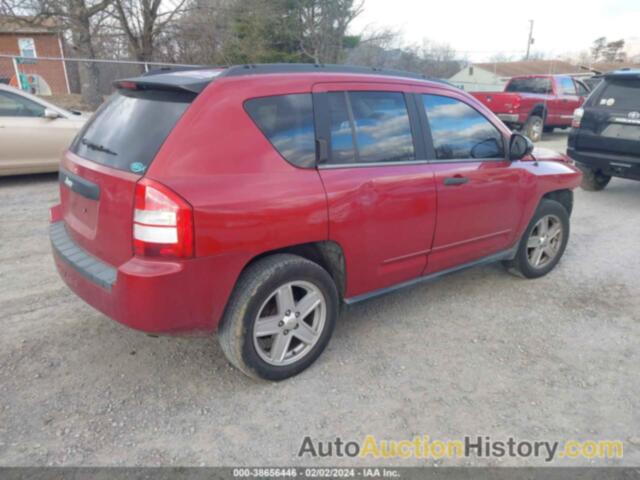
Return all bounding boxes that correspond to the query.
[18,38,37,58]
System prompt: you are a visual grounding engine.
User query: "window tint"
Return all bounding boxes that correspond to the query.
[558,77,577,95]
[326,91,415,164]
[598,79,640,110]
[245,94,316,168]
[71,89,193,173]
[505,78,552,94]
[0,91,45,117]
[423,95,504,160]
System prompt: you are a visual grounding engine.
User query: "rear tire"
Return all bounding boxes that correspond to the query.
[218,254,338,381]
[578,165,611,191]
[543,126,555,133]
[523,115,544,142]
[504,199,570,279]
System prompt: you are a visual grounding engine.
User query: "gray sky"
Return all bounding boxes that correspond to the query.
[351,0,640,61]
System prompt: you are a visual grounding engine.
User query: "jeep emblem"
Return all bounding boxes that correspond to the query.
[629,111,640,120]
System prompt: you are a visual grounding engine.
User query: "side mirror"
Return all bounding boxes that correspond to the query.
[509,132,534,160]
[44,108,61,120]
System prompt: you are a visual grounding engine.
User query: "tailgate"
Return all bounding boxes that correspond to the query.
[577,76,640,158]
[576,108,640,158]
[470,92,520,113]
[59,152,141,266]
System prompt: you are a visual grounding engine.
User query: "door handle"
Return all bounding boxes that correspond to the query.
[443,176,469,186]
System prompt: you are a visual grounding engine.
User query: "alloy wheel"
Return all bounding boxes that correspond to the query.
[252,281,326,366]
[526,214,563,269]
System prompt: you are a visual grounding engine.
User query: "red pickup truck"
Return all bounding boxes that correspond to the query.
[471,75,590,142]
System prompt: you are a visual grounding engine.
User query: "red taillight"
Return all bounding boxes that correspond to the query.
[133,179,194,258]
[115,80,138,90]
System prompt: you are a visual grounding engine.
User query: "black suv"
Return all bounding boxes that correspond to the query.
[568,69,640,190]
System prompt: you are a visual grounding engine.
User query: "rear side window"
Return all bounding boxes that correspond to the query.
[597,79,640,110]
[423,94,504,160]
[71,89,193,174]
[326,91,415,165]
[244,94,316,168]
[505,78,552,94]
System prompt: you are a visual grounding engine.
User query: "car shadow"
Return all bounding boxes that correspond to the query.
[0,172,58,187]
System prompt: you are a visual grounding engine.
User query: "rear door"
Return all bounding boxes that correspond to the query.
[418,92,529,274]
[576,76,640,158]
[313,83,437,298]
[59,87,195,266]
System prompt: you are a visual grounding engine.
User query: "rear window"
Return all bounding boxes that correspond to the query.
[505,78,552,94]
[244,94,316,168]
[71,89,194,174]
[597,79,640,110]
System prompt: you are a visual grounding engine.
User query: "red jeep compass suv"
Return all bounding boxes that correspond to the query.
[50,64,581,380]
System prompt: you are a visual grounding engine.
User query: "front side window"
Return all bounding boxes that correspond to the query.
[558,77,577,95]
[245,94,316,168]
[326,91,415,165]
[18,38,37,58]
[0,91,45,117]
[423,94,504,160]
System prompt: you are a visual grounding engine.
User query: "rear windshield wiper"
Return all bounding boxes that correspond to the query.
[81,137,117,156]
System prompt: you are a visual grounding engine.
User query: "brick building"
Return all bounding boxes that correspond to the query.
[0,16,70,95]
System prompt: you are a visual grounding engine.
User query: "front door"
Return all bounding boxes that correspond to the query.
[313,84,437,298]
[418,92,528,274]
[0,90,76,174]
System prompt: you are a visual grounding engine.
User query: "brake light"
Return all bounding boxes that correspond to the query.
[133,179,194,258]
[572,108,584,129]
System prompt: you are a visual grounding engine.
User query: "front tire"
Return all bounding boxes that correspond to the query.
[218,254,338,381]
[578,165,611,191]
[504,199,570,279]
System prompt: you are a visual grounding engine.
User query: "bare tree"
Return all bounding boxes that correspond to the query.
[590,37,627,63]
[0,0,111,108]
[111,0,188,62]
[295,0,363,64]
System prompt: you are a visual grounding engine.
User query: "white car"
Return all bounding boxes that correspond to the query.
[0,84,88,176]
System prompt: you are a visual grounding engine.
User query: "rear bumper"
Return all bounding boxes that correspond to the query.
[567,147,640,180]
[50,218,241,335]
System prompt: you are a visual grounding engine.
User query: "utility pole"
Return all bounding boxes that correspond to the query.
[525,20,534,60]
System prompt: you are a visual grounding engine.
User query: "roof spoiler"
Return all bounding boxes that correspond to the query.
[113,68,224,94]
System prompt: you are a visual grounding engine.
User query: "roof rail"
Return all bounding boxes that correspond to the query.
[219,63,454,86]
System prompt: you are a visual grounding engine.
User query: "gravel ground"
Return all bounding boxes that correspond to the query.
[0,133,639,467]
